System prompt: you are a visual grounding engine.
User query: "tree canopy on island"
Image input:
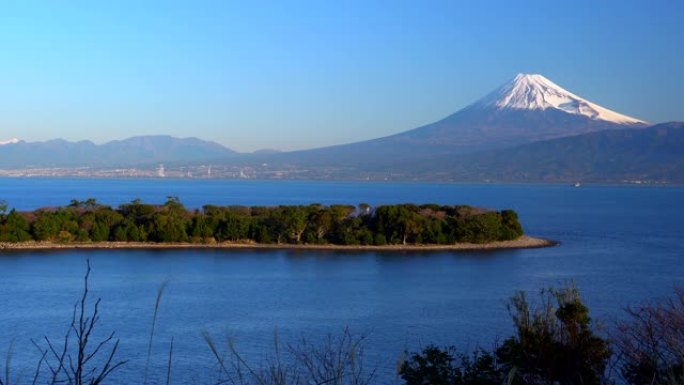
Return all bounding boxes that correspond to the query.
[0,198,524,245]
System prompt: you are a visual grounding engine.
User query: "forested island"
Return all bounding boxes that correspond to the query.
[0,198,549,249]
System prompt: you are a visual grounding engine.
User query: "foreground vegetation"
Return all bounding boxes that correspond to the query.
[400,286,684,385]
[2,262,683,385]
[0,198,524,246]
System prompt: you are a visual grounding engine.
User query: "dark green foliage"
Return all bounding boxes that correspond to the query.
[373,233,387,246]
[374,204,423,244]
[31,210,64,241]
[401,284,611,385]
[217,211,251,242]
[276,205,308,243]
[496,284,611,385]
[189,213,214,242]
[0,199,525,246]
[119,199,156,219]
[307,205,334,244]
[501,209,524,240]
[400,346,504,385]
[149,198,190,242]
[0,209,31,242]
[114,219,143,242]
[87,207,123,241]
[462,212,503,243]
[401,345,458,385]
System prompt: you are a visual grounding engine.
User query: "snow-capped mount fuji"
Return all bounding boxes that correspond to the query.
[366,72,650,154]
[255,73,652,169]
[0,138,20,146]
[476,73,646,125]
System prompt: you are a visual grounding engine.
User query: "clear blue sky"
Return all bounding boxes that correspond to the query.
[1,0,682,151]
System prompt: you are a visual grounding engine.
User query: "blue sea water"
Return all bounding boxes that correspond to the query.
[0,178,682,383]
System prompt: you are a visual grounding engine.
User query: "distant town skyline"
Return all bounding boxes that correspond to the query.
[1,0,683,152]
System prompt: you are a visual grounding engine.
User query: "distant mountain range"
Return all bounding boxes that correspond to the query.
[0,135,236,168]
[1,74,682,183]
[409,122,684,183]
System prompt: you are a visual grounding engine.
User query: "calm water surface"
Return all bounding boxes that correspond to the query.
[0,178,682,383]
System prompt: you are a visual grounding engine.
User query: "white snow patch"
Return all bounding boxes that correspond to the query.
[476,73,647,125]
[0,138,20,145]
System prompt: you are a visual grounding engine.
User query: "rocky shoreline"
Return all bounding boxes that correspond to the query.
[0,235,557,252]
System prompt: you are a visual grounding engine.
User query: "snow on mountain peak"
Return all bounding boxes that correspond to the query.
[476,73,647,125]
[0,138,20,145]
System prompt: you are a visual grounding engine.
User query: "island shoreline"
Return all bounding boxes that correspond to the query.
[0,235,557,252]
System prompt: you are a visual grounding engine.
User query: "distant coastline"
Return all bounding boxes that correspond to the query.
[0,236,557,252]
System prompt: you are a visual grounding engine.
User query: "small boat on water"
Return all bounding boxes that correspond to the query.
[574,182,581,187]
